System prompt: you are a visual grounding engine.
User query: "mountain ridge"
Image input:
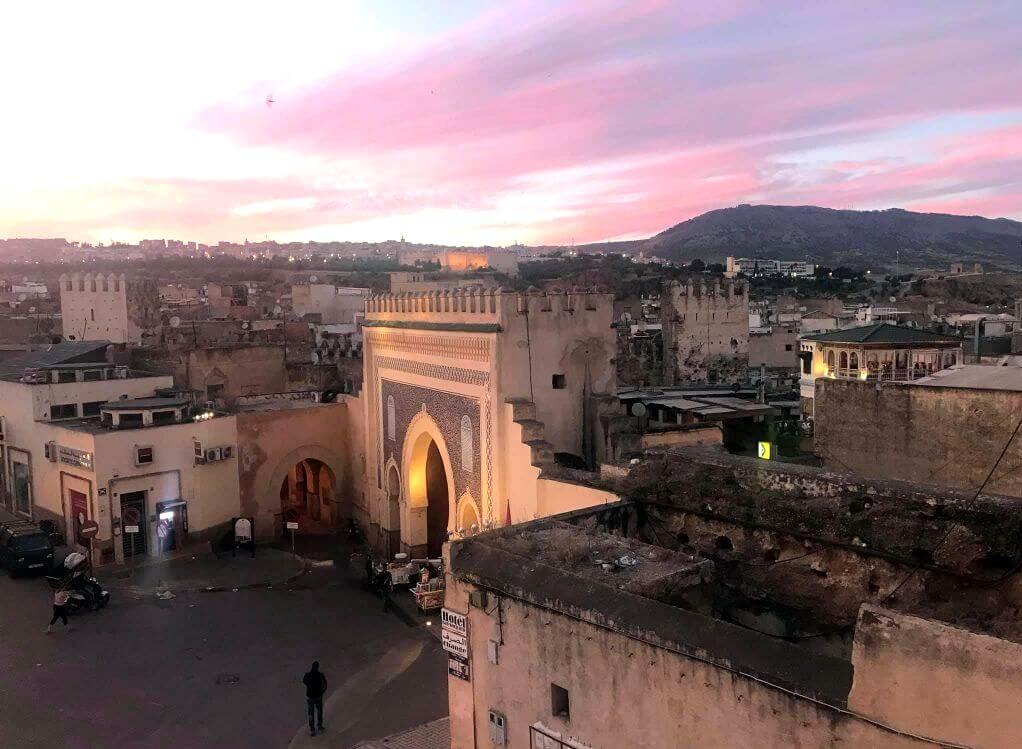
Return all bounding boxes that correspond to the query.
[633,204,1022,269]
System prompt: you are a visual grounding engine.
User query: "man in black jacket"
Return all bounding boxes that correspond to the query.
[302,661,327,736]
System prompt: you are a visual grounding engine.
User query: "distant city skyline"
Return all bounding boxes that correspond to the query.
[2,0,1020,246]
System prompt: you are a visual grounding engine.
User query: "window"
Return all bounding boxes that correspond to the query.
[386,395,396,441]
[550,683,570,720]
[461,415,474,472]
[102,279,108,291]
[90,280,97,292]
[119,412,144,428]
[49,403,77,419]
[784,344,793,351]
[90,308,95,321]
[551,374,566,389]
[113,279,120,292]
[83,369,102,381]
[57,370,77,383]
[82,401,105,417]
[134,446,154,465]
[65,279,73,291]
[152,410,175,425]
[206,383,225,400]
[78,279,85,291]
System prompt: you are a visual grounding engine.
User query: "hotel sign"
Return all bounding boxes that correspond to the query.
[58,445,94,471]
[441,608,468,637]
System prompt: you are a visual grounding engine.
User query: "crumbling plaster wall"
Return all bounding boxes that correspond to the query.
[816,378,1022,499]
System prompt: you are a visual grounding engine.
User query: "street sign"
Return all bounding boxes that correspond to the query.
[442,629,469,660]
[448,657,470,681]
[124,525,140,534]
[78,520,99,540]
[286,521,299,531]
[757,441,775,460]
[441,608,468,637]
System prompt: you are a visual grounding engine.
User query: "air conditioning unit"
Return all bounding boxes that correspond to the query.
[44,441,58,462]
[194,440,205,464]
[205,447,222,463]
[221,445,234,459]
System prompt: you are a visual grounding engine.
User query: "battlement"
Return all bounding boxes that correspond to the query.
[665,278,747,306]
[365,288,614,326]
[59,272,154,295]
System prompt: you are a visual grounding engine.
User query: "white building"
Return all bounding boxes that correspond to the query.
[726,257,815,278]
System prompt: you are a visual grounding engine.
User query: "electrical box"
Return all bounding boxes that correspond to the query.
[221,445,234,459]
[44,441,57,462]
[488,710,506,746]
[469,589,488,609]
[487,640,499,665]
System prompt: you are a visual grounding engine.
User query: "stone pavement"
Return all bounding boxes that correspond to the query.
[351,717,451,749]
[103,545,307,595]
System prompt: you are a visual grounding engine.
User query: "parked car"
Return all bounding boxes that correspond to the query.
[0,524,55,577]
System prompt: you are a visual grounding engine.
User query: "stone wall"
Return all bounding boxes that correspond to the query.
[815,378,1022,499]
[661,278,749,384]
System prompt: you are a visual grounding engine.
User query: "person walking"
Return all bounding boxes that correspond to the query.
[302,661,327,736]
[45,587,71,634]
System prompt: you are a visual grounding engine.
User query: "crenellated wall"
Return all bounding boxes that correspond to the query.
[661,278,749,384]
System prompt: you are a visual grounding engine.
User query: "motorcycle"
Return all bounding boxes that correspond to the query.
[46,552,111,613]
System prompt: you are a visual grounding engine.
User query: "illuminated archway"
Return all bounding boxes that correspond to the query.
[458,492,481,537]
[386,462,402,558]
[401,411,455,558]
[279,457,335,533]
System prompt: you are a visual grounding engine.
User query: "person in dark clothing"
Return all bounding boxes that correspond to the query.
[302,661,327,736]
[45,588,71,634]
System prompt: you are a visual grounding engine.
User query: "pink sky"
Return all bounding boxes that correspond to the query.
[2,0,1020,245]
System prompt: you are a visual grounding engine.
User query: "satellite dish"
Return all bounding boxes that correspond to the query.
[16,294,26,302]
[630,402,647,418]
[309,275,318,283]
[169,316,181,328]
[273,305,282,315]
[241,321,250,330]
[28,307,36,314]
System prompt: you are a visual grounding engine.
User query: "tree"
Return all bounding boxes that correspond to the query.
[688,258,706,272]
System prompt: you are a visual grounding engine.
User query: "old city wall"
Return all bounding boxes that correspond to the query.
[850,605,1022,749]
[661,279,749,383]
[815,378,1022,498]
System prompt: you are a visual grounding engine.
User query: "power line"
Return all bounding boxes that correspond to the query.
[882,408,1022,603]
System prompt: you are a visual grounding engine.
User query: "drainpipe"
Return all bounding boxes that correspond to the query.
[974,318,984,362]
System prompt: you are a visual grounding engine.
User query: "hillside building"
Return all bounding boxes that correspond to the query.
[291,283,368,325]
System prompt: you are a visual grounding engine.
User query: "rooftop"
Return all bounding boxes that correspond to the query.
[100,396,191,410]
[0,341,110,381]
[802,322,961,345]
[914,362,1022,392]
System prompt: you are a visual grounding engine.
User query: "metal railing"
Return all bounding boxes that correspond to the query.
[530,725,592,749]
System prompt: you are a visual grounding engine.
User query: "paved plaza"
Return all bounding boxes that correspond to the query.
[0,549,448,749]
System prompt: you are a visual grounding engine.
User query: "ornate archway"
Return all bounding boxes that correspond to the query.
[401,411,456,558]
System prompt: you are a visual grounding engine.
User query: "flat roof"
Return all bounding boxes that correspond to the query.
[101,397,191,410]
[802,322,960,345]
[914,364,1022,392]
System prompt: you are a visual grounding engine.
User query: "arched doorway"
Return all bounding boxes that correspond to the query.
[279,458,336,534]
[424,442,449,557]
[403,417,455,559]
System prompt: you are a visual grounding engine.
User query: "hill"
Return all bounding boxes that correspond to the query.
[640,205,1022,269]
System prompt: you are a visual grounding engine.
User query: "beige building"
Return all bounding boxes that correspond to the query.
[446,449,1022,749]
[59,272,159,344]
[396,248,520,276]
[291,284,368,324]
[0,341,362,564]
[661,278,749,384]
[360,288,618,559]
